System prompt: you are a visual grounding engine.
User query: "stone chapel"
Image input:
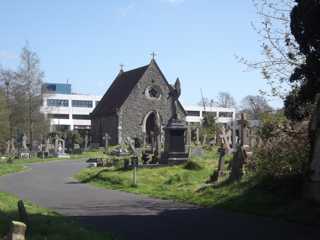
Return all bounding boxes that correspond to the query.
[90,59,186,146]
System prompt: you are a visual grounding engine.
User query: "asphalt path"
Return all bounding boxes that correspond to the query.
[0,160,318,240]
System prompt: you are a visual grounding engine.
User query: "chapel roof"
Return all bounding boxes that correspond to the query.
[91,64,149,116]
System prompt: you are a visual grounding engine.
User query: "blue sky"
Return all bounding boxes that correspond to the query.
[0,0,283,108]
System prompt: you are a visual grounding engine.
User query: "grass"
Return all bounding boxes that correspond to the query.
[0,192,113,240]
[0,149,113,239]
[0,149,106,176]
[75,148,320,225]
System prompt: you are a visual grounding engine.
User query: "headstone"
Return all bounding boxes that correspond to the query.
[196,128,200,145]
[217,143,226,177]
[6,140,10,155]
[17,200,29,227]
[229,146,246,181]
[54,136,69,158]
[9,221,27,240]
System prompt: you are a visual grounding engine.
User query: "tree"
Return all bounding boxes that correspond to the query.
[197,97,214,108]
[238,0,300,99]
[240,95,273,119]
[0,90,10,152]
[215,92,236,108]
[284,0,320,121]
[0,44,49,147]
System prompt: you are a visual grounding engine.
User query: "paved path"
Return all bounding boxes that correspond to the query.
[0,160,318,240]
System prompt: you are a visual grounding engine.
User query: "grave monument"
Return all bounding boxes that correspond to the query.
[162,78,188,164]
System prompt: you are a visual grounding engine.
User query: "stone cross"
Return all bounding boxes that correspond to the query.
[219,127,231,154]
[103,133,111,153]
[150,51,157,60]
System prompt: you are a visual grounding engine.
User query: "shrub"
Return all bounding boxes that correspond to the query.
[253,113,310,178]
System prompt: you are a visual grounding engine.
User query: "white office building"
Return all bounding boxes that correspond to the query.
[184,105,236,125]
[41,83,236,131]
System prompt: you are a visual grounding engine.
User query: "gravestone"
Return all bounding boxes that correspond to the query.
[54,136,69,158]
[217,143,226,177]
[9,221,27,240]
[6,140,10,155]
[19,135,30,159]
[103,133,111,153]
[196,128,200,145]
[162,78,188,164]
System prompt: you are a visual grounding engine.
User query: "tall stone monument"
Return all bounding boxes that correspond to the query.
[162,78,188,164]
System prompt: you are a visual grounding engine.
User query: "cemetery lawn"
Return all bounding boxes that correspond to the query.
[75,149,320,225]
[0,150,105,176]
[0,192,113,240]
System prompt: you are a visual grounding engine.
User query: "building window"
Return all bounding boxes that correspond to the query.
[219,112,233,118]
[203,111,217,118]
[72,100,93,108]
[72,114,90,120]
[145,85,162,99]
[48,114,69,119]
[187,111,200,117]
[47,99,69,107]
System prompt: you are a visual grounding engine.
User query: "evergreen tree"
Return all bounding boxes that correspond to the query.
[284,0,320,120]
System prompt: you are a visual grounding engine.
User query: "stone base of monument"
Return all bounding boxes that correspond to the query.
[305,181,320,203]
[162,119,189,165]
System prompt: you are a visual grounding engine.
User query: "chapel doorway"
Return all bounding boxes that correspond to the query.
[145,112,158,144]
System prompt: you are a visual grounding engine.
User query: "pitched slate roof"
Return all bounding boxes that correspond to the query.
[91,64,149,117]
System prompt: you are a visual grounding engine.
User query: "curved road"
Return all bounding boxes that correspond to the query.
[0,160,317,240]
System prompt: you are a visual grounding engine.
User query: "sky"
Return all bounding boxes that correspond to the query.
[0,0,283,108]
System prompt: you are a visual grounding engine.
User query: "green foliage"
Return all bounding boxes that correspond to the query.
[200,114,218,142]
[253,112,310,178]
[258,111,288,140]
[285,0,320,120]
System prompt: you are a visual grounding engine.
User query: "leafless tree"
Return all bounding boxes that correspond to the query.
[215,92,236,108]
[240,95,273,119]
[237,0,303,99]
